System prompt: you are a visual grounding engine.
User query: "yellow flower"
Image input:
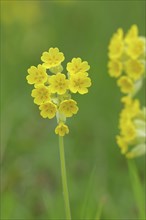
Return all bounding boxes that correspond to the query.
[119,99,140,131]
[121,96,132,105]
[69,72,91,94]
[39,101,57,119]
[108,28,124,59]
[55,122,69,136]
[128,99,141,118]
[41,47,65,69]
[119,110,131,129]
[49,73,69,95]
[117,76,134,94]
[125,24,138,43]
[59,99,79,117]
[126,98,140,115]
[116,135,128,154]
[121,100,140,125]
[121,121,136,143]
[26,65,48,85]
[67,58,90,75]
[126,37,145,59]
[31,85,51,105]
[125,59,144,81]
[108,60,123,78]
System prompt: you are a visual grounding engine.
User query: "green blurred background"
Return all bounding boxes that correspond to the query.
[1,0,145,219]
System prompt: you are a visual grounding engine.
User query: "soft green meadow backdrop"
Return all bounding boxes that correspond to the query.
[1,1,145,219]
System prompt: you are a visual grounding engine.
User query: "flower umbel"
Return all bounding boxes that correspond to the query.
[108,25,146,159]
[27,47,91,136]
[108,25,145,97]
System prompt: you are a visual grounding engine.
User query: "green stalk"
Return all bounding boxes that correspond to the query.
[127,159,145,219]
[59,136,71,220]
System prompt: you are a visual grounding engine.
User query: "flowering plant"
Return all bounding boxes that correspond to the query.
[108,25,145,219]
[108,25,146,159]
[26,47,91,219]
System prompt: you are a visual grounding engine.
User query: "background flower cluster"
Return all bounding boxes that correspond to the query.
[108,25,146,158]
[117,96,145,158]
[108,25,145,94]
[26,47,91,136]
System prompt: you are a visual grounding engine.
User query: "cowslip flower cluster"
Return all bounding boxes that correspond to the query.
[117,96,146,158]
[26,47,91,136]
[108,24,145,95]
[108,25,146,158]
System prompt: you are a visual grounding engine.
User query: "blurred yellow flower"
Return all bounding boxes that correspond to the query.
[49,73,69,95]
[39,102,57,119]
[125,24,138,43]
[125,59,144,81]
[108,60,123,78]
[31,85,51,105]
[117,76,134,94]
[121,96,132,105]
[121,98,140,119]
[26,65,48,85]
[126,38,145,59]
[108,28,124,59]
[41,47,65,69]
[69,72,91,94]
[116,135,128,154]
[59,99,78,117]
[55,122,69,136]
[121,121,136,142]
[67,58,90,75]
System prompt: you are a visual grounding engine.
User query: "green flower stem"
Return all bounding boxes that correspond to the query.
[59,136,71,220]
[127,159,145,219]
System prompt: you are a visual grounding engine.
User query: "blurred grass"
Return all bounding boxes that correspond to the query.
[1,0,145,219]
